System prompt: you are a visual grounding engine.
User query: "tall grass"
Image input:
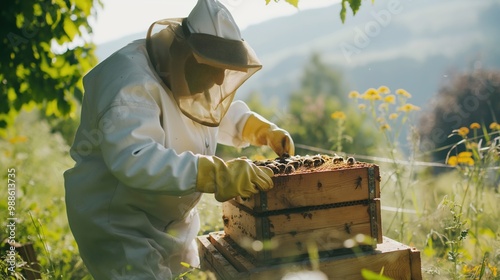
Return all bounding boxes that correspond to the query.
[1,94,499,279]
[341,87,500,279]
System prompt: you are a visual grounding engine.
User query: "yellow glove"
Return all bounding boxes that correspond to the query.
[196,156,274,202]
[242,114,295,157]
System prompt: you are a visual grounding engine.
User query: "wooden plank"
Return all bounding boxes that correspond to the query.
[198,233,422,280]
[208,232,254,272]
[410,247,423,279]
[197,234,248,279]
[223,202,380,261]
[234,165,380,212]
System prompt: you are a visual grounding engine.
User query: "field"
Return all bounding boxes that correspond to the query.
[1,101,499,279]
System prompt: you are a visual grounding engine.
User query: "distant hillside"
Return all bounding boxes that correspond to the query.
[96,0,500,110]
[238,0,500,108]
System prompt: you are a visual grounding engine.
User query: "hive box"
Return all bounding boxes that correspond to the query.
[222,161,382,262]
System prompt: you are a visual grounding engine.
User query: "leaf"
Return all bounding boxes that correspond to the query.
[63,16,79,39]
[286,0,299,7]
[340,0,347,23]
[349,0,362,15]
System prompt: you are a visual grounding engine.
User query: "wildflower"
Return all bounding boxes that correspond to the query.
[457,151,474,166]
[389,113,398,120]
[490,122,500,130]
[469,122,481,130]
[383,95,395,104]
[348,91,361,99]
[397,103,420,112]
[358,104,366,110]
[378,86,390,94]
[331,111,346,120]
[362,88,382,101]
[488,263,498,277]
[8,136,28,144]
[380,123,391,131]
[447,156,458,166]
[448,151,474,166]
[396,89,412,98]
[457,127,469,137]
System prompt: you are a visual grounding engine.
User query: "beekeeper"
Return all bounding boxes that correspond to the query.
[64,0,294,279]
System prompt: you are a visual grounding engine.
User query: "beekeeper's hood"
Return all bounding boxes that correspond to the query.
[146,0,262,127]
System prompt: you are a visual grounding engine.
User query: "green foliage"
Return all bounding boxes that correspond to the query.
[267,0,367,23]
[0,0,101,133]
[418,69,500,165]
[285,53,380,156]
[0,111,91,279]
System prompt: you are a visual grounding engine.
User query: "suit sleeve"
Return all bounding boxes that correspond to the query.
[217,100,253,147]
[97,93,199,195]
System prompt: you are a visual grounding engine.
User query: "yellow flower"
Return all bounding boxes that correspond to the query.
[469,122,481,130]
[397,103,420,112]
[457,151,474,166]
[389,113,398,120]
[378,86,390,94]
[449,151,474,166]
[488,263,498,277]
[362,88,382,101]
[358,104,366,110]
[447,156,458,166]
[490,122,500,130]
[396,89,412,98]
[458,151,473,158]
[457,127,469,137]
[348,91,361,99]
[384,95,395,104]
[8,136,28,144]
[331,111,346,120]
[380,123,391,131]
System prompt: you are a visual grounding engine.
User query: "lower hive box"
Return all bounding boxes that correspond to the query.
[197,232,422,280]
[222,154,382,263]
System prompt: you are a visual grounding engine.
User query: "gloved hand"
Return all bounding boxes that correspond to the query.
[242,114,295,157]
[196,156,274,202]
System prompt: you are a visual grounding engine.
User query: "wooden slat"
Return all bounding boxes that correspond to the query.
[234,165,380,212]
[223,202,380,261]
[197,233,422,280]
[208,232,254,272]
[197,234,247,279]
[410,247,423,279]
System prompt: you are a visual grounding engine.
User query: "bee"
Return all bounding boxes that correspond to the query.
[332,156,344,164]
[266,163,280,174]
[284,164,295,174]
[287,160,301,169]
[344,222,353,234]
[303,158,314,167]
[346,157,356,165]
[313,157,325,167]
[355,176,362,189]
[276,163,286,173]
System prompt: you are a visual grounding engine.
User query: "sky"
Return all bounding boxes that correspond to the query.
[90,0,339,44]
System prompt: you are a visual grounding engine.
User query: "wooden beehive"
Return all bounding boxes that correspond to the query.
[222,155,382,263]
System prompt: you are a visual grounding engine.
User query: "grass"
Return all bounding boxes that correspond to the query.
[1,98,499,279]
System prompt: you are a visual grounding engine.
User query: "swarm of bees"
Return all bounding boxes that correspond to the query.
[253,154,357,175]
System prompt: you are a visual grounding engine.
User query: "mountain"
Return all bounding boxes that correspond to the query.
[95,0,500,110]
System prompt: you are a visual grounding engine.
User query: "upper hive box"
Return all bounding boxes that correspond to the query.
[222,154,382,263]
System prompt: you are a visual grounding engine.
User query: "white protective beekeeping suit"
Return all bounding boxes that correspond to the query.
[63,0,274,279]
